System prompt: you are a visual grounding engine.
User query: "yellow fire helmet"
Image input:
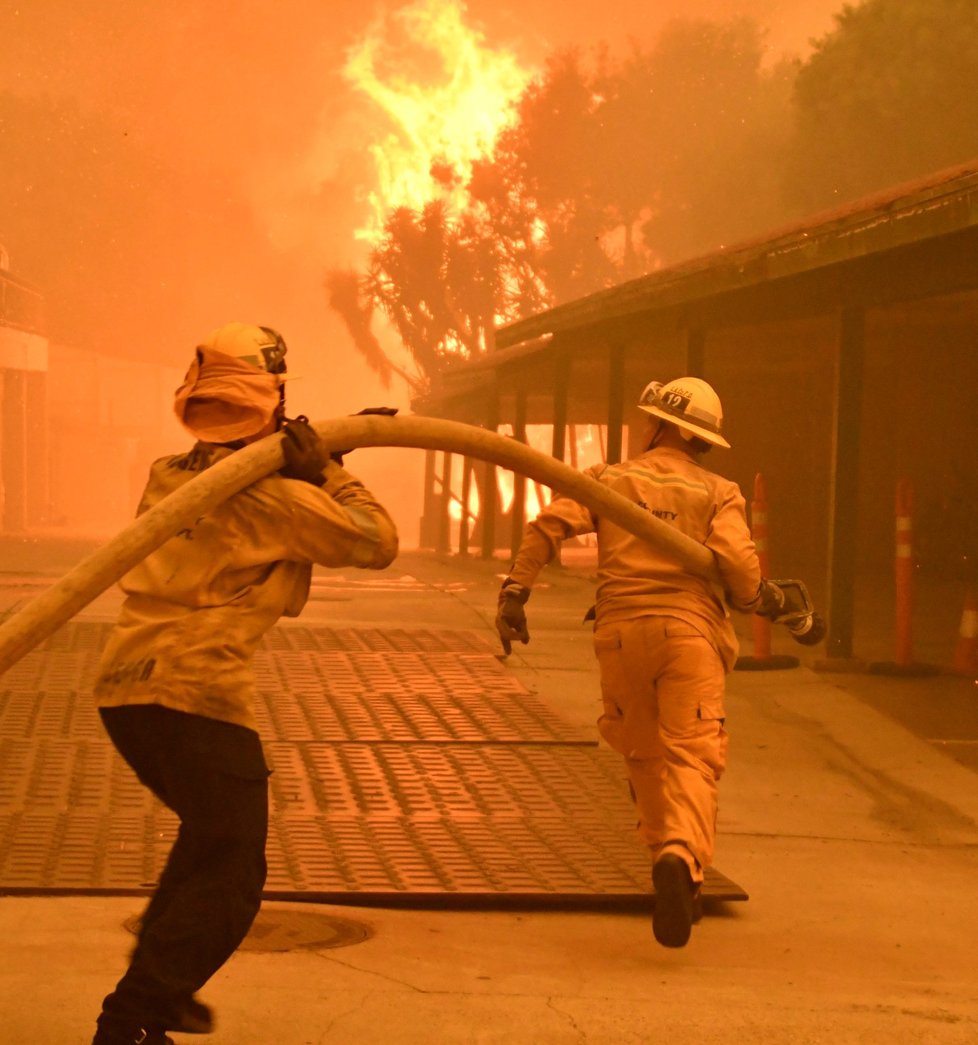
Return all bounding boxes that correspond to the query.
[637,376,731,449]
[201,321,288,376]
[174,323,290,442]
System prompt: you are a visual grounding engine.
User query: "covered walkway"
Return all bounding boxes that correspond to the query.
[413,161,978,668]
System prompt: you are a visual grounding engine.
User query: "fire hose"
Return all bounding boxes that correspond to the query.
[0,414,822,677]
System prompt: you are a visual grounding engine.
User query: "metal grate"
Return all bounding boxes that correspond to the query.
[252,652,580,743]
[261,626,492,654]
[0,622,748,903]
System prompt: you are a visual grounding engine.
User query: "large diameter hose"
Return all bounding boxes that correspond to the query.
[0,415,718,677]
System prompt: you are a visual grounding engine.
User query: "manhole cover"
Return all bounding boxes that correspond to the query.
[124,906,373,952]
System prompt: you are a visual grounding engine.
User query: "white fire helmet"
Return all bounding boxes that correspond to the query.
[637,376,731,449]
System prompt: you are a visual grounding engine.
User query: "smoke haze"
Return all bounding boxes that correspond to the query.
[0,0,842,542]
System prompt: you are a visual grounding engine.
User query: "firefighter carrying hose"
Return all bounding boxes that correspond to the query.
[497,377,781,948]
[90,323,398,1045]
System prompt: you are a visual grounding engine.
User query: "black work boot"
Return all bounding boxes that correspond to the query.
[91,1027,175,1044]
[168,994,215,1034]
[691,889,704,925]
[652,853,695,948]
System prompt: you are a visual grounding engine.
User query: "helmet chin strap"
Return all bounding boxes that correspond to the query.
[646,418,667,451]
[646,418,702,454]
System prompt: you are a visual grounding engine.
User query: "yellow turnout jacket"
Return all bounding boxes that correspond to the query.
[508,446,762,670]
[94,443,398,730]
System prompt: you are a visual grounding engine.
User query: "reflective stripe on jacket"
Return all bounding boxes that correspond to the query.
[507,446,761,670]
[94,444,398,729]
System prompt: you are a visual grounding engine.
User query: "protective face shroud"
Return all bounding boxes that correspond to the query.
[637,376,730,449]
[173,323,289,443]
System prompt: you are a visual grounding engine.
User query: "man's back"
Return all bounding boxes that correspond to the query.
[94,443,398,730]
[589,446,759,651]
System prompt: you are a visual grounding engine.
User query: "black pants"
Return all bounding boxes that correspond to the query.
[96,704,270,1037]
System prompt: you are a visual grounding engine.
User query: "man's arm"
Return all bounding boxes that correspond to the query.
[496,483,598,654]
[507,489,598,589]
[272,463,399,570]
[705,484,766,613]
[276,417,398,570]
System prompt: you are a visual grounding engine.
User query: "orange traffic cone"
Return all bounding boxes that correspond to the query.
[951,589,978,676]
[735,473,799,672]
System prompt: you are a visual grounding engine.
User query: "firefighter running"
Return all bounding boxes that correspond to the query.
[496,377,781,948]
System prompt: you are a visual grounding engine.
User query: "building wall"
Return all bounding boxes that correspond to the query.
[0,261,181,540]
[523,296,978,623]
[0,324,49,533]
[699,299,978,602]
[860,302,978,583]
[43,344,187,537]
[706,315,837,592]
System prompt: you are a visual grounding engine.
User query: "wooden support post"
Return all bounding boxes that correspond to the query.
[419,449,439,549]
[480,395,499,560]
[820,305,864,667]
[459,458,473,557]
[436,451,452,555]
[550,352,571,566]
[606,343,625,465]
[510,386,528,562]
[551,351,570,462]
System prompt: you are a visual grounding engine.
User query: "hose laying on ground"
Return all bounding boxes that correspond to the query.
[0,415,719,677]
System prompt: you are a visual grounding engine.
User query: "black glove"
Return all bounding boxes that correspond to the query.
[280,416,329,486]
[496,579,531,656]
[331,406,399,465]
[755,579,786,619]
[355,406,399,416]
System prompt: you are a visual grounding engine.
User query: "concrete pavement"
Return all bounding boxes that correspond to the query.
[1,542,977,1043]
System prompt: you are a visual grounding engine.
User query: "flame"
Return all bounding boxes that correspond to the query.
[447,455,480,522]
[344,0,532,243]
[494,424,609,520]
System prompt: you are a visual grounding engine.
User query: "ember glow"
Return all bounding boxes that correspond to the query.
[343,0,533,243]
[493,423,609,525]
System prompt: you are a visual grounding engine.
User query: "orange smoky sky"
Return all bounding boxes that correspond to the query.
[1,0,839,326]
[0,0,841,540]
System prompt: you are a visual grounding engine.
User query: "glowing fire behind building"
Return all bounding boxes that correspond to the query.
[338,0,621,546]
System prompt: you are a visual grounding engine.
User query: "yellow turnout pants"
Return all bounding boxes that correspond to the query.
[593,616,729,883]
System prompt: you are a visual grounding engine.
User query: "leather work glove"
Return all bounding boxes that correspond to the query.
[755,578,786,619]
[280,415,329,486]
[331,406,399,465]
[496,579,531,656]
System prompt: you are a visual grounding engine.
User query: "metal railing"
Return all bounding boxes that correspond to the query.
[0,268,45,335]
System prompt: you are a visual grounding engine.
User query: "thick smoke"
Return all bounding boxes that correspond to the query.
[0,1,840,541]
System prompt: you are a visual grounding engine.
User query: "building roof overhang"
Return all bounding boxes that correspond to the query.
[414,159,978,416]
[495,159,978,350]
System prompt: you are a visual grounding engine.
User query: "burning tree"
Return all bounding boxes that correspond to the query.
[328,6,793,392]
